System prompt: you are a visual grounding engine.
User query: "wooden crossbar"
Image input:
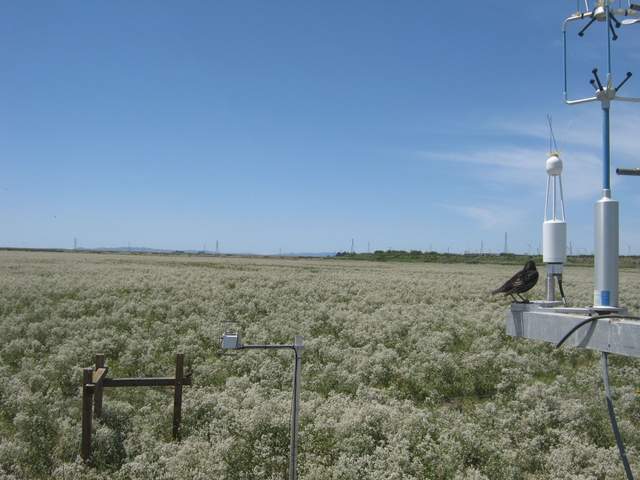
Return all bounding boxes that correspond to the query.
[92,368,107,385]
[80,353,190,462]
[103,376,192,387]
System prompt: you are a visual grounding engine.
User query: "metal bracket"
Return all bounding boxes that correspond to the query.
[505,302,640,357]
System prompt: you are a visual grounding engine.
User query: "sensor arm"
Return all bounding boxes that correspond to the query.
[578,16,598,36]
[614,95,640,102]
[593,68,605,90]
[615,72,633,91]
[609,12,623,27]
[565,96,599,105]
[563,15,598,103]
[617,167,640,175]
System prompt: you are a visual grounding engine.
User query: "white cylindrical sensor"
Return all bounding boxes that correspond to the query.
[543,220,567,264]
[594,194,619,307]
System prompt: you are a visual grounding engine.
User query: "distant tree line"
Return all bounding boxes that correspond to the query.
[335,249,640,268]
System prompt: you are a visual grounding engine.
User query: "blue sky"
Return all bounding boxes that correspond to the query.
[2,1,640,254]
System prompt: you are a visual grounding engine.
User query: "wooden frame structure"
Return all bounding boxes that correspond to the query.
[81,353,192,461]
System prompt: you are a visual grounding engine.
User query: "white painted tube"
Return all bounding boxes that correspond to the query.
[594,193,619,307]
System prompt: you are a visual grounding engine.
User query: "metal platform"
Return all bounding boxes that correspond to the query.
[506,302,640,357]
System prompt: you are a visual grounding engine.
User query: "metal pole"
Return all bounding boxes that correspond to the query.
[546,272,556,301]
[593,3,619,308]
[606,4,612,75]
[172,353,184,440]
[289,336,303,480]
[603,104,611,191]
[594,91,619,307]
[563,27,568,100]
[230,338,305,479]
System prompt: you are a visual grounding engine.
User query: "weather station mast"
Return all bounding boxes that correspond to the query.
[563,0,640,309]
[506,2,640,477]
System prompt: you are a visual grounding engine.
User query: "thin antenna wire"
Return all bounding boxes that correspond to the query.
[544,175,551,218]
[559,176,567,221]
[546,114,559,153]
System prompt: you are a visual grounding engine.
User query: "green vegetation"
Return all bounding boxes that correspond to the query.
[335,249,640,268]
[1,251,639,479]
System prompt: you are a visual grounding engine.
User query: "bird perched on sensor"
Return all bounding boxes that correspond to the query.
[492,260,539,303]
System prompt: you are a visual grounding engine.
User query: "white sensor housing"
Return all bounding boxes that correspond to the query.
[543,220,567,263]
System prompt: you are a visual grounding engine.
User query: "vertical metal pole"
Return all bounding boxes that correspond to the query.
[594,96,619,306]
[563,27,569,101]
[94,354,105,418]
[606,4,612,75]
[603,105,611,191]
[289,336,303,480]
[546,272,556,301]
[81,368,94,462]
[593,4,620,307]
[172,353,184,441]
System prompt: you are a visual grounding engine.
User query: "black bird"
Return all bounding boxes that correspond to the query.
[492,260,539,303]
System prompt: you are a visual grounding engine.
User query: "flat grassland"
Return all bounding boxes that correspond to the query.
[1,251,639,479]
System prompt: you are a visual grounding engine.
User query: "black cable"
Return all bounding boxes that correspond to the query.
[557,276,566,304]
[601,351,635,480]
[556,315,640,478]
[555,314,640,348]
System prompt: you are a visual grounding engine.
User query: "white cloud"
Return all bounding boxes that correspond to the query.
[416,103,640,250]
[419,146,601,200]
[446,205,501,229]
[491,107,640,161]
[441,203,523,230]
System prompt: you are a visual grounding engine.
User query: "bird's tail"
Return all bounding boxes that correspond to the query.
[491,287,503,295]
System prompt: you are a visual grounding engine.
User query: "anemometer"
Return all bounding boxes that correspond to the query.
[564,0,640,308]
[507,2,640,477]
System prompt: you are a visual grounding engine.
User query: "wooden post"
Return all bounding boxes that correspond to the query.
[94,354,105,418]
[81,352,190,462]
[81,367,94,461]
[172,353,184,440]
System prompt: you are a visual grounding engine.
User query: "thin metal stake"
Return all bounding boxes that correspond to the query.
[172,353,184,440]
[289,336,303,480]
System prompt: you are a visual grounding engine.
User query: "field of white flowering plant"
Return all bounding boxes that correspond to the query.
[1,251,639,479]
